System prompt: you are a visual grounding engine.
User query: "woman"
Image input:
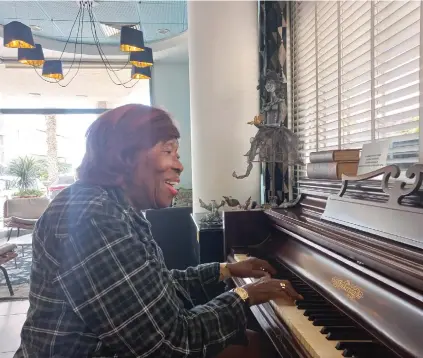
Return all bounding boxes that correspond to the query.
[15,104,301,358]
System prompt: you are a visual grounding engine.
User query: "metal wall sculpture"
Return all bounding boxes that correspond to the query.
[232,1,302,208]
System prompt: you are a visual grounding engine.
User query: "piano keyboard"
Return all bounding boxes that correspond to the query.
[233,255,398,358]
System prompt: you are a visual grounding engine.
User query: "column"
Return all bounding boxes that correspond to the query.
[151,63,192,189]
[188,1,260,213]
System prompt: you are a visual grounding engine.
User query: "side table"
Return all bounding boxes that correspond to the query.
[191,213,224,264]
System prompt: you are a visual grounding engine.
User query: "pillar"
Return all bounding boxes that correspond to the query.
[151,64,192,189]
[188,1,260,213]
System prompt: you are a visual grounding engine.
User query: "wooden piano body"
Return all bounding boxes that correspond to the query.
[224,167,423,358]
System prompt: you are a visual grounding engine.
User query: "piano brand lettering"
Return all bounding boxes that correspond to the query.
[331,277,364,301]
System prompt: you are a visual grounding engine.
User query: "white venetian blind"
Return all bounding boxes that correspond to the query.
[292,0,421,175]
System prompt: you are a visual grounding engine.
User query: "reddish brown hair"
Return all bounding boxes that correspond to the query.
[78,104,180,186]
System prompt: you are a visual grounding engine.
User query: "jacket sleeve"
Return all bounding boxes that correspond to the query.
[169,263,222,297]
[56,211,248,358]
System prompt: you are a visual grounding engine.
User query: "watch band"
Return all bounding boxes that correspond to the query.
[233,287,249,304]
[219,262,231,281]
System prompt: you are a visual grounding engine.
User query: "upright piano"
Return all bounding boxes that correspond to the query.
[224,166,423,358]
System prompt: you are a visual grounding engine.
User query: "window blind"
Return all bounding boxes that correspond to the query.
[292,0,421,176]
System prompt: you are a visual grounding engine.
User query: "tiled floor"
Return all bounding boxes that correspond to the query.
[0,300,29,357]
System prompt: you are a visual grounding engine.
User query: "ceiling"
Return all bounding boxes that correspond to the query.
[0,1,187,45]
[0,1,189,65]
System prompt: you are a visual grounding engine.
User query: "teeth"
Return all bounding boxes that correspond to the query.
[165,181,178,186]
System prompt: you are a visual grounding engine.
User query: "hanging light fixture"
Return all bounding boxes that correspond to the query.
[42,60,64,80]
[10,2,152,86]
[120,26,145,52]
[4,21,35,49]
[130,47,153,68]
[131,66,151,80]
[18,44,45,67]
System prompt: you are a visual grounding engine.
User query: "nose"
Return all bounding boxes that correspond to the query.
[173,157,184,174]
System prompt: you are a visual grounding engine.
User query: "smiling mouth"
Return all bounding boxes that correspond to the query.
[164,180,179,196]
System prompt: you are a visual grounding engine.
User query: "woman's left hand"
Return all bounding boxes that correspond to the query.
[227,257,277,278]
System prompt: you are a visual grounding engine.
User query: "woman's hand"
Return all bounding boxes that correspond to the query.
[243,277,303,306]
[227,257,277,279]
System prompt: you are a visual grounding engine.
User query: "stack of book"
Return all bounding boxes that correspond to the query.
[307,149,360,180]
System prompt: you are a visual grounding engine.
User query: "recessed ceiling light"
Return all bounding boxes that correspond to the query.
[29,93,41,96]
[157,28,170,34]
[29,25,42,32]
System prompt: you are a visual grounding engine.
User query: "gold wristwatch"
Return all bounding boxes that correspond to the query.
[233,287,249,303]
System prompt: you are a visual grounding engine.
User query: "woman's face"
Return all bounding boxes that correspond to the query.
[126,139,183,210]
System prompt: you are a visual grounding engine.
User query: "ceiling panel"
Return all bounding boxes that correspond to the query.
[142,23,186,42]
[0,2,48,22]
[93,1,140,24]
[138,1,187,24]
[37,1,80,20]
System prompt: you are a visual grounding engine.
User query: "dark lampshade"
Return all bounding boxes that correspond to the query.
[130,47,153,68]
[131,66,151,80]
[42,60,64,80]
[4,21,35,49]
[120,26,144,52]
[18,44,45,67]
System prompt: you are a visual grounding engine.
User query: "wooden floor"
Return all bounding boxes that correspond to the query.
[0,299,28,357]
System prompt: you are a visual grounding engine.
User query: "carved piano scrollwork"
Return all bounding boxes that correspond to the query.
[323,164,423,249]
[338,163,423,206]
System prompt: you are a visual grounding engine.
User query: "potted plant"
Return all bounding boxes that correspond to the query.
[7,156,44,198]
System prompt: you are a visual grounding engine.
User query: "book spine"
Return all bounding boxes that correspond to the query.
[309,151,334,163]
[307,162,338,180]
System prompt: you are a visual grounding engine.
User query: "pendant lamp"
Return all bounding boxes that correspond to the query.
[120,26,144,52]
[130,47,153,68]
[18,44,45,67]
[4,21,35,49]
[131,66,151,80]
[42,60,64,80]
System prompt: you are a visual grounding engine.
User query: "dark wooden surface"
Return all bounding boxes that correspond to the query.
[224,178,423,358]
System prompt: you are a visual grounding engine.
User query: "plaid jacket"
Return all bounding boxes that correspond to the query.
[15,183,248,358]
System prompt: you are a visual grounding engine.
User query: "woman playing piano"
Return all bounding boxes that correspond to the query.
[15,104,301,358]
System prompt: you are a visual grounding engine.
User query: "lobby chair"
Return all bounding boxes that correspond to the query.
[145,206,199,270]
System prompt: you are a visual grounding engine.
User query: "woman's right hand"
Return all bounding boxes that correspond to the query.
[243,277,304,306]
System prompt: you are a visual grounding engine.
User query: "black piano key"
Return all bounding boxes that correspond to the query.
[296,301,332,309]
[341,344,397,358]
[313,318,352,326]
[308,312,345,321]
[342,349,355,357]
[336,342,377,351]
[304,308,338,316]
[320,326,355,334]
[293,289,318,295]
[299,294,322,300]
[325,327,373,340]
[351,353,398,358]
[298,297,327,303]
